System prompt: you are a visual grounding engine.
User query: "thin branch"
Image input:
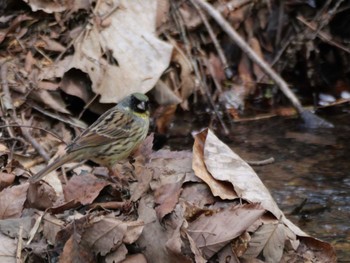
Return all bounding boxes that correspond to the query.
[0,124,66,144]
[191,0,230,73]
[192,0,333,128]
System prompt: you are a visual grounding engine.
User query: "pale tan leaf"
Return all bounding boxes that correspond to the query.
[105,244,128,263]
[203,129,282,218]
[192,129,238,200]
[0,232,16,263]
[187,203,265,259]
[41,0,172,104]
[0,183,29,219]
[243,222,286,262]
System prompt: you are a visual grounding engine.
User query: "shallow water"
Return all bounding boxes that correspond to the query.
[167,110,350,261]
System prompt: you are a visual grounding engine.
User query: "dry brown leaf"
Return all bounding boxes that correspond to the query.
[188,203,265,259]
[217,244,240,263]
[60,234,95,263]
[81,216,143,256]
[123,220,144,244]
[42,214,65,245]
[153,79,182,105]
[0,183,29,219]
[0,216,33,239]
[64,173,110,205]
[0,172,15,189]
[0,232,16,263]
[40,35,66,52]
[202,129,282,218]
[27,182,57,210]
[156,0,170,28]
[192,129,238,200]
[81,216,127,256]
[30,89,70,114]
[181,183,215,208]
[154,177,184,220]
[60,70,93,103]
[23,0,67,13]
[137,195,180,262]
[105,244,128,263]
[40,0,172,103]
[243,222,286,262]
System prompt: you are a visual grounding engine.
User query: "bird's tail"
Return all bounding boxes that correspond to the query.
[29,153,77,183]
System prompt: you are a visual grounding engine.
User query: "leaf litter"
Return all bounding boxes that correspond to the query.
[0,0,341,262]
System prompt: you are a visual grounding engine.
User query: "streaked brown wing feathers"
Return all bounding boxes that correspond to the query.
[66,109,132,152]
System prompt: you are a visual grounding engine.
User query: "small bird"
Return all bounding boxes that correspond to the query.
[29,93,150,183]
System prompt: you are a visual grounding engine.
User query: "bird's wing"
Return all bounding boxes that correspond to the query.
[66,108,133,152]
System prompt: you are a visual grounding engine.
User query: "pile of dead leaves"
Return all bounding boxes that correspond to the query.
[0,130,336,262]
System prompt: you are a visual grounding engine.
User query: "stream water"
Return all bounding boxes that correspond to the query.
[167,110,350,261]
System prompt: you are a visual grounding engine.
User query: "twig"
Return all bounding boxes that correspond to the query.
[247,157,275,166]
[191,0,230,75]
[15,225,23,263]
[297,15,350,54]
[1,62,14,111]
[171,1,204,96]
[78,93,99,119]
[193,0,333,128]
[29,102,87,129]
[198,56,229,134]
[0,124,67,144]
[20,113,50,162]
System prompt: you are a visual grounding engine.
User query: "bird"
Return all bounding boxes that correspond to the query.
[29,92,150,183]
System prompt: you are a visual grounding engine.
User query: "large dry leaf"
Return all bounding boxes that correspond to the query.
[81,216,144,256]
[192,130,238,200]
[202,129,281,218]
[244,221,286,262]
[43,214,65,245]
[154,176,184,220]
[40,0,173,103]
[105,244,128,263]
[60,234,95,263]
[0,216,33,239]
[0,232,16,263]
[64,173,110,205]
[188,203,265,259]
[137,196,191,263]
[0,183,29,219]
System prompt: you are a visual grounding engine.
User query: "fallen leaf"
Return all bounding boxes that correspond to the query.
[105,244,128,263]
[60,234,95,263]
[27,182,57,210]
[187,203,265,259]
[40,0,173,103]
[0,183,29,219]
[0,216,33,239]
[43,214,65,245]
[80,216,143,256]
[192,129,238,200]
[203,129,282,218]
[23,0,67,13]
[0,232,16,263]
[64,173,110,205]
[0,172,15,190]
[154,177,184,220]
[244,221,286,262]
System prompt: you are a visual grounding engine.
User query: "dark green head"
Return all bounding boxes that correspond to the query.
[118,93,149,116]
